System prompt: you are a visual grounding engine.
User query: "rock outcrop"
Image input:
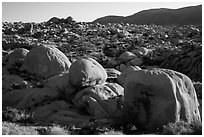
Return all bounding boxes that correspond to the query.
[123,68,201,130]
[2,19,202,132]
[73,82,124,118]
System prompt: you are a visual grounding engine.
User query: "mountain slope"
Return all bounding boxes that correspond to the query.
[93,5,202,25]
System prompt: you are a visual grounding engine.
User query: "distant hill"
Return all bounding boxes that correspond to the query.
[93,5,202,25]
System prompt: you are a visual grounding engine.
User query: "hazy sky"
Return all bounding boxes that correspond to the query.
[2,2,201,23]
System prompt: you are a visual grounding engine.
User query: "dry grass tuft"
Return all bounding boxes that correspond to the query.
[162,121,202,135]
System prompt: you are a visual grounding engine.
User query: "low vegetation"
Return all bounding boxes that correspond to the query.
[2,107,202,135]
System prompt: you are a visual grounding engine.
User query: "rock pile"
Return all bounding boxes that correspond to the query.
[73,82,124,118]
[3,58,124,124]
[2,19,202,131]
[2,56,201,130]
[2,22,201,83]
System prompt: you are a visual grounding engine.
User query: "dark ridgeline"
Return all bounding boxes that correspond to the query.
[93,5,202,25]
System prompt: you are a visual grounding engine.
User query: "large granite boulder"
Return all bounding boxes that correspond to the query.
[193,82,202,99]
[6,48,29,67]
[2,87,59,109]
[127,58,143,67]
[20,45,71,78]
[118,51,136,63]
[44,73,76,101]
[132,47,152,57]
[193,82,202,118]
[68,58,107,88]
[72,82,124,118]
[116,51,143,72]
[123,68,201,130]
[117,66,141,86]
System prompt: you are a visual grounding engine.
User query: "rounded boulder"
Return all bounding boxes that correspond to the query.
[20,45,71,78]
[68,58,107,88]
[118,51,136,63]
[24,23,33,32]
[133,47,152,57]
[7,48,29,67]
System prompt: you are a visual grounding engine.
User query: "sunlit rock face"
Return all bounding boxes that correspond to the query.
[68,58,107,88]
[20,45,71,78]
[123,68,201,130]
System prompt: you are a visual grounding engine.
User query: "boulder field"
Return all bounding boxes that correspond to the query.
[3,22,201,82]
[2,45,201,130]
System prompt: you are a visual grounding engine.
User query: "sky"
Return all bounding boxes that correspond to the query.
[2,1,202,23]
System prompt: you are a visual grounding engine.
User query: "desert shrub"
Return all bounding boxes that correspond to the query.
[162,121,202,135]
[36,125,69,135]
[2,122,39,135]
[2,107,34,124]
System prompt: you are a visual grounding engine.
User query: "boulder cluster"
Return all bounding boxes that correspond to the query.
[2,18,202,130]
